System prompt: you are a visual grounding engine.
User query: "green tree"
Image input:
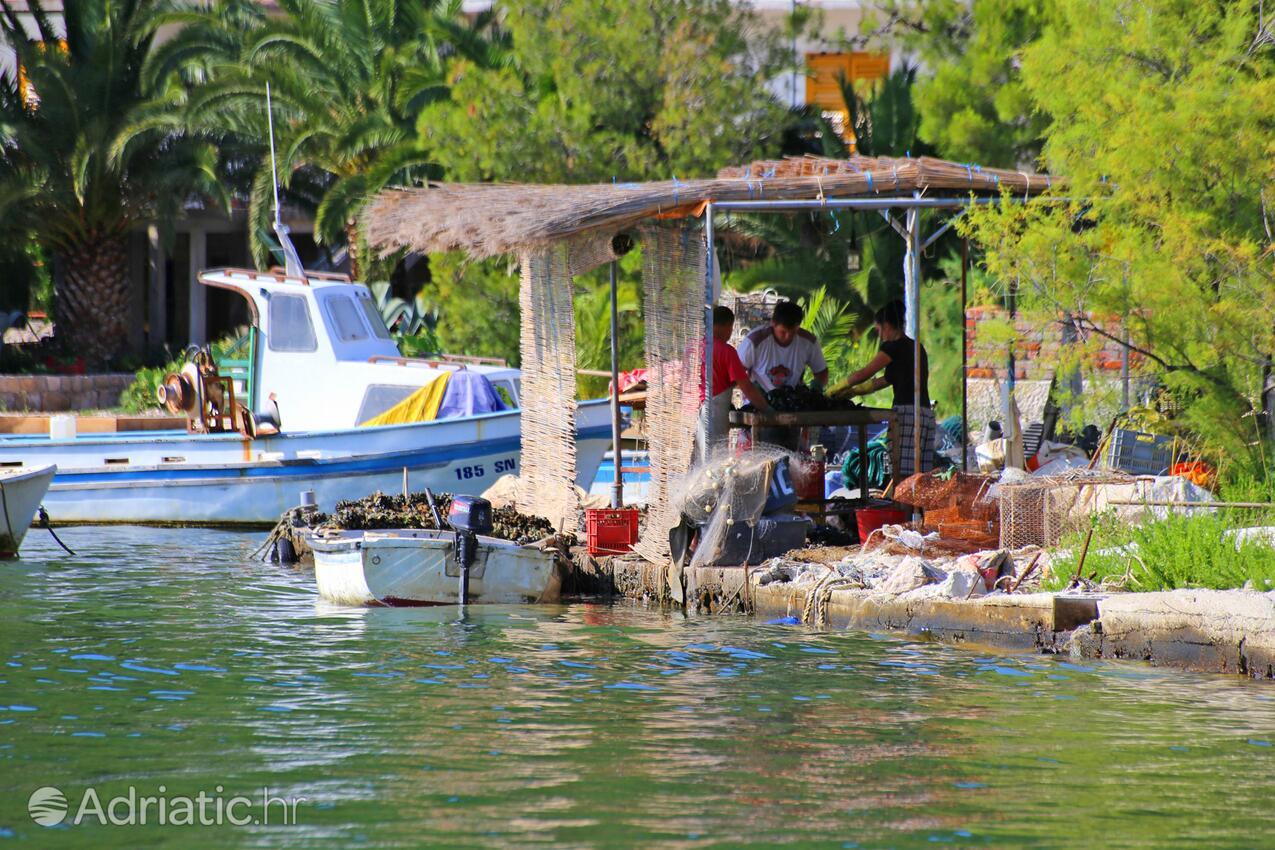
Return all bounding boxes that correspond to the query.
[573,251,644,398]
[963,0,1275,471]
[861,0,1053,165]
[148,0,500,277]
[417,0,797,183]
[424,251,523,366]
[0,0,227,365]
[411,0,802,365]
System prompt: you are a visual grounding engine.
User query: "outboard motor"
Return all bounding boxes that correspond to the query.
[447,496,492,605]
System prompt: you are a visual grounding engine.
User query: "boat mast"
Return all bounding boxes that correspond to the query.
[266,82,306,278]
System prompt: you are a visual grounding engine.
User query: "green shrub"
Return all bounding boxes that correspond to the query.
[119,358,180,413]
[1045,511,1275,592]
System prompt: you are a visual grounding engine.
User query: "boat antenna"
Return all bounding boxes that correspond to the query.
[265,82,305,279]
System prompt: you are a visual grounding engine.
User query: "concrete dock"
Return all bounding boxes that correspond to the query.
[567,553,1275,679]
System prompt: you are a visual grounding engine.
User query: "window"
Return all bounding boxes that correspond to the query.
[326,295,368,342]
[267,294,317,352]
[356,385,420,424]
[357,295,393,340]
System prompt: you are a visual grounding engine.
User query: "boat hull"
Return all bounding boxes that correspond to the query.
[310,529,562,606]
[0,404,611,526]
[0,465,56,557]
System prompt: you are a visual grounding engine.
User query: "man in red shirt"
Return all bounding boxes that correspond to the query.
[697,306,770,455]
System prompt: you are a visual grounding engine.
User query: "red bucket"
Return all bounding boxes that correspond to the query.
[855,506,908,543]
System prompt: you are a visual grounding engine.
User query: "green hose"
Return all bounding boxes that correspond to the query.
[842,434,890,491]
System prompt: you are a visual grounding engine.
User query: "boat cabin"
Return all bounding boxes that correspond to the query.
[198,268,521,432]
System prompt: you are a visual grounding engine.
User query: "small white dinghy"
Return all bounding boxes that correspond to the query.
[309,528,563,606]
[0,464,56,558]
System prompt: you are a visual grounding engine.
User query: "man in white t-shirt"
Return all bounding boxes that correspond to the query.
[735,300,829,392]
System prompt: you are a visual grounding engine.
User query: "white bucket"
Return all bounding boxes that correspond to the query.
[49,414,77,440]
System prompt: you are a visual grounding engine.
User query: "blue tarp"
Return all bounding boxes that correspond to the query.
[437,370,508,419]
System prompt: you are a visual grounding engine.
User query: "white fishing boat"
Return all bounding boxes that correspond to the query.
[0,464,56,557]
[0,266,611,525]
[308,528,563,606]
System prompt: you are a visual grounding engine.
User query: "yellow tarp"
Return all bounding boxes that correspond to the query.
[360,372,451,426]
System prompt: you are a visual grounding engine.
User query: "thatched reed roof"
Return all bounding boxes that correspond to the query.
[363,155,1054,260]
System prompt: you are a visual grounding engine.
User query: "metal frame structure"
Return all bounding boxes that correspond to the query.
[699,194,1032,507]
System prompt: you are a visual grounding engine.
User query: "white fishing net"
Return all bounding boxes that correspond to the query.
[632,221,706,562]
[671,443,795,569]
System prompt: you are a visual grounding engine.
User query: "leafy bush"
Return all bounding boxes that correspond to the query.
[118,332,247,414]
[396,329,443,359]
[118,358,181,414]
[1045,511,1275,592]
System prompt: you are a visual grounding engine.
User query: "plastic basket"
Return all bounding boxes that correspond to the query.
[1105,429,1177,476]
[585,508,640,556]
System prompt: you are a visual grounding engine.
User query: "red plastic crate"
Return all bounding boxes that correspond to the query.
[585,508,640,555]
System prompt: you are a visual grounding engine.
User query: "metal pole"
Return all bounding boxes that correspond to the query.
[702,204,715,466]
[711,196,1073,213]
[960,238,969,472]
[791,0,799,109]
[1006,277,1017,430]
[904,202,922,522]
[608,260,625,508]
[1121,328,1131,411]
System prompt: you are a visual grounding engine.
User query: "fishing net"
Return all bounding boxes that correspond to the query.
[896,471,1000,546]
[516,233,619,533]
[671,443,798,568]
[896,472,998,520]
[632,220,706,562]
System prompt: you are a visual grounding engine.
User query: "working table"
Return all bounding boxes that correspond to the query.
[727,408,900,507]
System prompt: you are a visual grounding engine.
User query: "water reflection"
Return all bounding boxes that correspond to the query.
[0,527,1272,848]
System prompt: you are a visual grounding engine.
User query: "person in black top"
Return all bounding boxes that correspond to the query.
[830,300,935,476]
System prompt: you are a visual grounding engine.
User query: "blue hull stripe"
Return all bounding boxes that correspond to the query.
[53,425,613,487]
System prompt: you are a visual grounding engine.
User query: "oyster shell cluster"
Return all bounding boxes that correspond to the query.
[319,491,564,546]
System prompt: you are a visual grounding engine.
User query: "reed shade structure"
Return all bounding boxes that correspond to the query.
[515,233,620,534]
[362,154,1056,560]
[632,221,705,563]
[362,156,1054,261]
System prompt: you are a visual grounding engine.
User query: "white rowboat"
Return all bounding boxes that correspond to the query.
[308,528,563,606]
[0,464,56,557]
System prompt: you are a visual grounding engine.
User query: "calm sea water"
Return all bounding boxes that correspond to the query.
[2,527,1274,848]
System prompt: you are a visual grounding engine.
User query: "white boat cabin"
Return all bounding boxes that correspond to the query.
[199,268,522,432]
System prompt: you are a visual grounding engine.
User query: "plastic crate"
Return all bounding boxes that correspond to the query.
[1105,429,1177,475]
[586,508,640,556]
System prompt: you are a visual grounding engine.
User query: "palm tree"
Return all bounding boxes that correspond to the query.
[0,0,228,364]
[148,0,503,278]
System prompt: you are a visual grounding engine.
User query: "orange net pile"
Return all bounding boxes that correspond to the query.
[895,472,999,548]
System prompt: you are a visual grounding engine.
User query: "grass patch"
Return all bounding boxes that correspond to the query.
[1043,511,1275,592]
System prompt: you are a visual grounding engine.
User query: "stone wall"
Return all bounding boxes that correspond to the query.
[964,306,1138,382]
[0,373,135,412]
[961,308,1138,437]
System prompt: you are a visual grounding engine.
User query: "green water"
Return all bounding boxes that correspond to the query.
[2,528,1274,848]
